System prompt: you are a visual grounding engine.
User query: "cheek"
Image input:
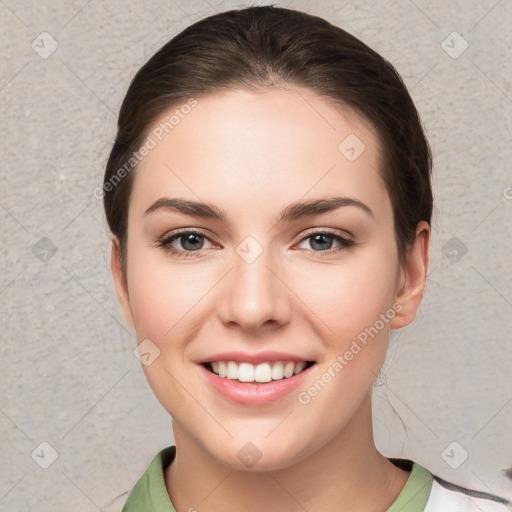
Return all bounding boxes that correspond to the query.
[126,233,399,349]
[291,252,398,344]
[126,250,218,345]
[292,257,398,415]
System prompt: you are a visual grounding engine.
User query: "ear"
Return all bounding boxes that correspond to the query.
[390,221,430,329]
[110,236,135,330]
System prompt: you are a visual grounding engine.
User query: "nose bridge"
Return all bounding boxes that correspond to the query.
[218,236,290,330]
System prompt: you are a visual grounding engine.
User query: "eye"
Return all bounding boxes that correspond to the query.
[296,230,355,254]
[156,229,216,257]
[155,228,355,258]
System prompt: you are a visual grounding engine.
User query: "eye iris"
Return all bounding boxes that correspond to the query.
[182,233,204,251]
[310,234,333,251]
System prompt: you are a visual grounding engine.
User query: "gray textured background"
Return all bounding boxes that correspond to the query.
[1,0,511,510]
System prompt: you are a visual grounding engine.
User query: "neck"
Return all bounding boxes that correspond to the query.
[165,394,410,512]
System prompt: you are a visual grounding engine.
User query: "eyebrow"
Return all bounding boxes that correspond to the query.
[144,196,374,223]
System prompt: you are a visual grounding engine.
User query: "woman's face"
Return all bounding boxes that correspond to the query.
[112,86,428,470]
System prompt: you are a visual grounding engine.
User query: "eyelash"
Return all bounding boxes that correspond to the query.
[155,228,356,258]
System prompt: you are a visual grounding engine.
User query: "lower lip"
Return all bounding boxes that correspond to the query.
[199,364,314,406]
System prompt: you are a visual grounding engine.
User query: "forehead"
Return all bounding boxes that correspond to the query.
[130,86,390,223]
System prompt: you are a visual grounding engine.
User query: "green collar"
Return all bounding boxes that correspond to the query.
[122,446,176,511]
[386,458,433,511]
[122,446,433,512]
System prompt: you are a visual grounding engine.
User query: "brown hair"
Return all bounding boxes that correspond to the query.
[103,5,433,273]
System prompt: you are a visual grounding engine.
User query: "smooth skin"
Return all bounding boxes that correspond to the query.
[111,85,430,512]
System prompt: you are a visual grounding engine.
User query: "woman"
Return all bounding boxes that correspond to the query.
[102,5,509,511]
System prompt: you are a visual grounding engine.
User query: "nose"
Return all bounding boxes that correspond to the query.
[217,244,292,333]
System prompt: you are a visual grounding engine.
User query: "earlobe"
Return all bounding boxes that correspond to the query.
[110,236,135,330]
[390,221,430,330]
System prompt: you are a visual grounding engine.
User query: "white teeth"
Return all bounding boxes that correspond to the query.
[254,363,272,383]
[283,362,295,378]
[294,361,306,375]
[271,362,284,380]
[207,360,310,382]
[238,362,254,382]
[226,361,238,379]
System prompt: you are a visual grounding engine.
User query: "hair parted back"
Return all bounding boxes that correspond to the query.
[103,5,433,273]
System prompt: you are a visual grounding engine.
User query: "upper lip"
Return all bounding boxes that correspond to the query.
[196,351,315,365]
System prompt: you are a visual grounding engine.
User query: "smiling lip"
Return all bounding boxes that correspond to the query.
[198,359,315,406]
[196,350,313,365]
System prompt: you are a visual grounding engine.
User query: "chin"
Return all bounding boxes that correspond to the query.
[204,435,312,473]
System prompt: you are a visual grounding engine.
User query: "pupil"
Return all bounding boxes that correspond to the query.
[183,234,203,251]
[311,234,332,251]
